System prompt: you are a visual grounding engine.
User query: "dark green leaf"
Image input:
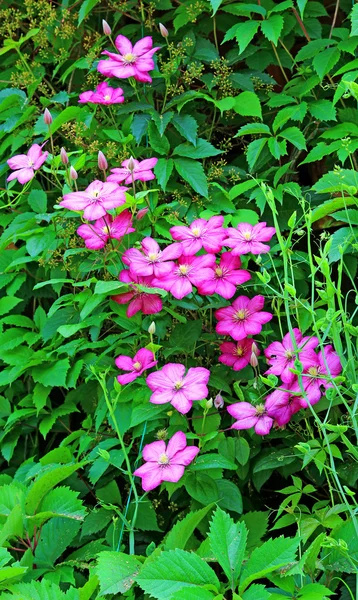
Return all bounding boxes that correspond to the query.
[174,158,208,198]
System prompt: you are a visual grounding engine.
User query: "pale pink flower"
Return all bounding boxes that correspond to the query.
[133,431,199,491]
[153,254,216,300]
[264,389,302,427]
[112,271,162,317]
[289,345,342,408]
[108,157,158,184]
[219,338,259,371]
[97,35,160,83]
[136,207,149,220]
[77,211,134,250]
[115,348,157,385]
[60,180,127,221]
[170,216,227,255]
[195,252,251,299]
[264,329,319,385]
[214,393,224,409]
[7,144,49,185]
[215,295,272,341]
[78,82,124,105]
[123,237,182,278]
[225,222,276,255]
[146,363,210,414]
[227,402,273,435]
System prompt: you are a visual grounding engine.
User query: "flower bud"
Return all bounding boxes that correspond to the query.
[98,151,108,171]
[102,19,112,36]
[251,342,259,356]
[148,321,156,335]
[214,393,224,409]
[159,23,169,38]
[44,108,53,125]
[156,428,168,441]
[127,156,136,172]
[249,352,258,368]
[70,166,78,180]
[60,147,69,165]
[136,207,149,220]
[205,398,213,410]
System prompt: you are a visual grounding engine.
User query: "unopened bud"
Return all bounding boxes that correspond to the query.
[98,151,108,171]
[214,394,224,409]
[44,108,53,125]
[159,23,169,38]
[127,156,136,172]
[102,19,112,36]
[60,147,69,165]
[70,166,78,180]
[249,352,258,368]
[148,321,156,335]
[136,207,149,220]
[251,342,259,356]
[156,428,168,441]
[205,398,213,410]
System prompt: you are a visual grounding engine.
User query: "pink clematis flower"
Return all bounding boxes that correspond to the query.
[289,345,342,407]
[97,35,160,83]
[112,270,162,317]
[219,338,259,371]
[115,348,157,385]
[153,254,216,300]
[60,180,127,221]
[215,295,272,341]
[7,144,49,185]
[265,389,303,427]
[123,237,182,278]
[78,81,124,105]
[133,431,199,491]
[170,216,227,255]
[227,402,273,435]
[264,329,319,385]
[77,210,134,250]
[146,363,210,414]
[225,222,276,255]
[195,252,251,299]
[108,157,158,184]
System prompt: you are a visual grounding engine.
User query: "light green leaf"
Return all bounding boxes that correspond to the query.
[28,189,47,213]
[25,462,87,515]
[328,227,355,263]
[223,21,260,54]
[313,48,340,80]
[34,517,81,567]
[94,280,127,295]
[174,158,208,198]
[32,358,70,388]
[0,297,22,316]
[331,209,358,225]
[45,106,82,138]
[297,0,308,18]
[246,138,268,171]
[351,3,358,36]
[95,551,141,596]
[273,102,307,132]
[209,0,223,15]
[170,590,215,600]
[242,584,270,600]
[229,180,260,200]
[308,99,337,121]
[78,0,101,25]
[174,138,222,159]
[209,507,247,591]
[234,91,262,119]
[235,123,270,137]
[0,505,23,546]
[164,504,214,550]
[191,454,237,471]
[260,15,284,45]
[279,127,307,150]
[151,111,174,136]
[154,158,174,192]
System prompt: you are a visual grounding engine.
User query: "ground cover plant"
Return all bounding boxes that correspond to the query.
[0,0,358,598]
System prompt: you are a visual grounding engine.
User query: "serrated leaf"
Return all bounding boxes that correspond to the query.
[273,103,307,132]
[172,114,198,145]
[246,138,268,171]
[209,507,247,591]
[351,3,358,36]
[235,123,270,136]
[242,584,270,600]
[234,91,262,119]
[164,504,214,550]
[82,508,113,538]
[209,0,223,15]
[28,189,47,213]
[297,0,308,18]
[25,462,86,515]
[136,549,220,599]
[186,472,219,504]
[308,100,337,121]
[313,47,340,80]
[260,15,283,45]
[148,121,170,155]
[34,516,81,567]
[279,127,306,150]
[154,158,174,192]
[174,158,208,198]
[32,358,70,388]
[38,486,85,522]
[174,138,222,159]
[295,39,336,62]
[151,111,174,136]
[328,227,354,263]
[94,280,126,295]
[223,21,260,53]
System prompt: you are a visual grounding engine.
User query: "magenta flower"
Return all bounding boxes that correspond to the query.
[123,237,182,278]
[219,338,259,371]
[112,270,162,317]
[264,329,319,385]
[97,35,160,83]
[146,363,210,414]
[170,216,227,255]
[289,345,342,407]
[108,157,158,184]
[77,211,134,250]
[133,431,199,491]
[78,82,124,105]
[115,348,157,385]
[265,389,303,427]
[196,252,251,299]
[153,254,216,300]
[225,222,276,255]
[215,295,272,341]
[7,144,49,185]
[227,402,273,435]
[60,180,127,221]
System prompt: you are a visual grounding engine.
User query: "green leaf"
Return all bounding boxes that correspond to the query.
[235,123,270,137]
[186,472,219,504]
[209,507,247,591]
[209,0,223,15]
[0,297,22,316]
[0,580,69,600]
[229,180,260,200]
[297,0,308,18]
[234,92,262,119]
[0,504,23,546]
[313,48,341,80]
[174,138,222,159]
[328,227,354,262]
[136,549,220,599]
[45,106,82,138]
[94,280,127,295]
[217,480,243,515]
[295,39,336,62]
[223,21,260,54]
[218,437,250,466]
[260,15,284,45]
[148,121,170,155]
[174,158,208,198]
[273,103,307,132]
[239,537,300,593]
[154,158,174,192]
[28,189,47,213]
[34,517,81,567]
[169,320,202,350]
[164,504,214,550]
[279,127,307,150]
[240,511,269,551]
[191,454,237,471]
[242,584,270,600]
[246,138,268,171]
[331,209,358,225]
[351,3,358,36]
[95,551,141,596]
[172,114,198,145]
[151,111,174,136]
[170,590,215,600]
[78,0,100,25]
[32,358,70,388]
[308,99,337,121]
[25,462,86,515]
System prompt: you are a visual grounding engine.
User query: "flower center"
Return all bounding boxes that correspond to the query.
[242,231,252,241]
[123,53,136,64]
[191,227,201,237]
[308,366,319,377]
[235,346,244,356]
[255,404,266,416]
[157,452,170,465]
[174,381,183,390]
[90,190,100,199]
[148,252,159,262]
[234,309,248,321]
[285,350,294,359]
[133,361,142,371]
[102,226,110,234]
[178,264,189,276]
[28,159,34,167]
[104,94,111,100]
[215,267,223,278]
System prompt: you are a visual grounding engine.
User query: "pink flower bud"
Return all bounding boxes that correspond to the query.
[214,394,224,409]
[249,352,259,368]
[159,23,169,38]
[251,342,259,355]
[60,147,69,165]
[102,19,112,36]
[70,166,78,180]
[44,108,53,125]
[98,151,108,171]
[127,156,136,172]
[136,207,149,220]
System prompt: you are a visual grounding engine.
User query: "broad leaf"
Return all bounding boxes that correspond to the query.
[25,462,86,515]
[234,92,262,119]
[260,15,284,45]
[172,114,198,145]
[209,507,247,591]
[164,504,214,550]
[313,48,340,80]
[174,158,208,198]
[154,158,174,191]
[246,138,268,171]
[174,138,222,159]
[279,127,306,150]
[95,551,141,596]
